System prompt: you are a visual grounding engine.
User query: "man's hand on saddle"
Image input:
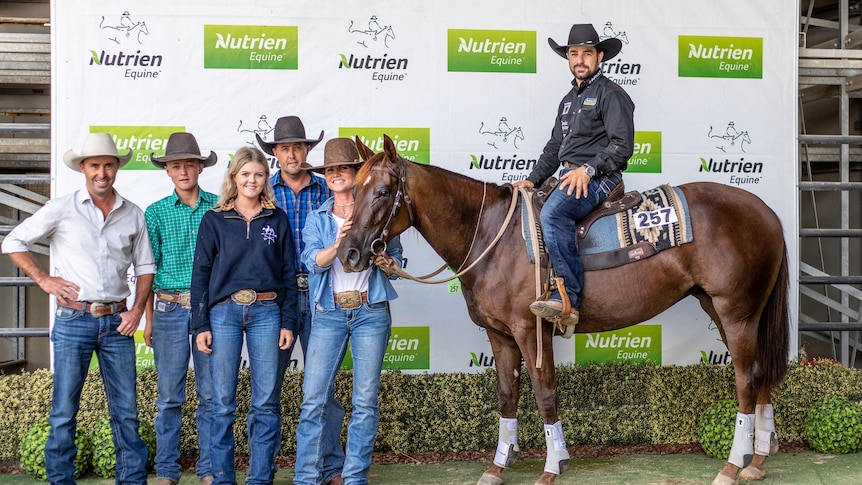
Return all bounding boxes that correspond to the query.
[512,180,534,189]
[559,166,591,198]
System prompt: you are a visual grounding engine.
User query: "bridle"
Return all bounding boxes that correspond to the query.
[367,157,414,256]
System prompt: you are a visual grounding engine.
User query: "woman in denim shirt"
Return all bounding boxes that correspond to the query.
[294,138,402,485]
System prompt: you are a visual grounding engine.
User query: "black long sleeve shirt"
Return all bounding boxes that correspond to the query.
[527,70,635,187]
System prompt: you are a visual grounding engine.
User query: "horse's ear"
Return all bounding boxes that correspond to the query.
[383,134,397,160]
[355,136,374,161]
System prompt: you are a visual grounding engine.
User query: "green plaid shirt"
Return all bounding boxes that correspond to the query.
[145,189,217,292]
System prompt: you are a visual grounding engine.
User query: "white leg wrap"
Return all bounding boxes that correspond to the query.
[543,421,570,475]
[728,412,755,468]
[754,404,778,456]
[493,417,520,468]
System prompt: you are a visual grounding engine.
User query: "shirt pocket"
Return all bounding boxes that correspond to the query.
[572,105,601,137]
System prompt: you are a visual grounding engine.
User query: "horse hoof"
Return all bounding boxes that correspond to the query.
[534,471,557,485]
[739,465,766,481]
[711,472,738,485]
[477,472,504,485]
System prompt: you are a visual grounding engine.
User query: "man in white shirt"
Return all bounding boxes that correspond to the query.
[2,132,155,485]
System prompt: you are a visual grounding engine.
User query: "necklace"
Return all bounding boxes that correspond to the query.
[334,200,354,218]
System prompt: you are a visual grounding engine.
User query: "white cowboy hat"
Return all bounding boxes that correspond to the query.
[62,133,133,172]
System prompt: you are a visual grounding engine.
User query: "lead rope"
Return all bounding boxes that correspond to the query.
[519,187,544,369]
[389,187,519,284]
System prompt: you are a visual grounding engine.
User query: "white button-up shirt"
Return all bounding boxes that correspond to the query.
[2,189,155,302]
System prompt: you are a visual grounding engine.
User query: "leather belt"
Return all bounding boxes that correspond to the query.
[230,289,277,305]
[562,161,577,168]
[296,273,309,291]
[334,290,368,310]
[156,290,191,309]
[62,299,127,317]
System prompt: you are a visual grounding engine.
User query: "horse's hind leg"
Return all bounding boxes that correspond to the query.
[478,329,523,485]
[738,388,779,481]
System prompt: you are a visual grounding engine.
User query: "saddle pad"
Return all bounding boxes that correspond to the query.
[581,185,693,255]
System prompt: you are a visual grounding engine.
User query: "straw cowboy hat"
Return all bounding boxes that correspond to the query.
[150,132,217,169]
[548,23,622,61]
[62,133,132,172]
[255,116,324,156]
[304,138,363,174]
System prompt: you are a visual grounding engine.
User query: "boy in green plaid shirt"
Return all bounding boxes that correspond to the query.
[143,132,218,485]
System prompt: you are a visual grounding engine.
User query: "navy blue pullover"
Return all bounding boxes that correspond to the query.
[190,201,299,334]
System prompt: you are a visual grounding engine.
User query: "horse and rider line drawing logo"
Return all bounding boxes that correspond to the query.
[479,117,525,150]
[708,121,751,153]
[100,11,150,45]
[348,15,396,49]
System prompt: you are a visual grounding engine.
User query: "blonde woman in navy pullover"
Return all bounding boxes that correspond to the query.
[191,146,299,485]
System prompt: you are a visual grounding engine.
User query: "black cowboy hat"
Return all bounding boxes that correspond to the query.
[304,138,363,174]
[150,132,217,169]
[255,116,324,156]
[548,23,622,61]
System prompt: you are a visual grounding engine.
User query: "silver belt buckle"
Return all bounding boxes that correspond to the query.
[296,273,309,291]
[179,292,191,309]
[231,289,257,305]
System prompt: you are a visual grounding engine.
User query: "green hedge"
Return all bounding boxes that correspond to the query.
[1,360,860,462]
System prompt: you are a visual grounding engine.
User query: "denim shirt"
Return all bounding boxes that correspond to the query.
[301,198,402,312]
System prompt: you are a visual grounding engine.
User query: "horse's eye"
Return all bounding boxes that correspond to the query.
[375,188,390,198]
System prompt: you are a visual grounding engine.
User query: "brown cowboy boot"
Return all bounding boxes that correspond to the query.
[529,300,579,338]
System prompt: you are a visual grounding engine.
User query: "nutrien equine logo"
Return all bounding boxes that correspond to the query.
[204,25,298,70]
[698,121,762,186]
[679,35,763,79]
[338,15,409,83]
[90,125,184,170]
[468,115,535,183]
[627,131,663,174]
[448,29,536,73]
[575,325,662,365]
[342,327,431,371]
[90,11,163,80]
[339,127,430,165]
[598,21,641,87]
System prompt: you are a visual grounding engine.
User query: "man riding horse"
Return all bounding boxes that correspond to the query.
[514,23,635,336]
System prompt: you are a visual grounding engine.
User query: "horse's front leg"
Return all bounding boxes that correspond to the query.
[477,329,523,485]
[520,324,569,485]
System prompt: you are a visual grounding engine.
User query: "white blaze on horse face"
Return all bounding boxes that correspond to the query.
[364,174,372,186]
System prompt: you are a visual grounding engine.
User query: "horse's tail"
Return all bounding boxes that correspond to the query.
[757,241,790,393]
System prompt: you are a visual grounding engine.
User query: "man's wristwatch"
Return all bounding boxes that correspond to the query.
[583,164,596,178]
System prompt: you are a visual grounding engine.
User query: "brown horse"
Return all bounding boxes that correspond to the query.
[339,136,789,485]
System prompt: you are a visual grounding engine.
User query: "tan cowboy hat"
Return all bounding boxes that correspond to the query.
[304,138,363,174]
[150,132,217,169]
[548,23,622,61]
[255,116,324,156]
[62,133,133,172]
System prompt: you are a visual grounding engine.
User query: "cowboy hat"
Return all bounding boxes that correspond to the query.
[548,23,622,61]
[150,132,217,169]
[62,133,133,172]
[304,137,363,174]
[255,116,324,156]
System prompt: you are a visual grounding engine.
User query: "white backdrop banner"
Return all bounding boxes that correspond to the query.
[51,0,799,372]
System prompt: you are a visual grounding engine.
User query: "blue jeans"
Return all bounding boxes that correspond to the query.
[294,301,392,485]
[152,301,213,481]
[540,170,622,308]
[46,306,148,485]
[209,299,282,485]
[278,290,311,373]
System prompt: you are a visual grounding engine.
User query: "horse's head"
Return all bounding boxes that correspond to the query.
[338,135,414,272]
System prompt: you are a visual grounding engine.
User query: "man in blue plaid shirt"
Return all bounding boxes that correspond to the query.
[256,116,331,371]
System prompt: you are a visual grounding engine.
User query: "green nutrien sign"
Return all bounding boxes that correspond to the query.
[575,325,662,365]
[339,127,431,165]
[447,29,536,73]
[88,330,154,370]
[678,35,762,79]
[342,326,430,371]
[627,131,663,173]
[90,125,184,170]
[204,25,298,70]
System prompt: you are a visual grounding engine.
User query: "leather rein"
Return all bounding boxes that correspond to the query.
[368,161,519,285]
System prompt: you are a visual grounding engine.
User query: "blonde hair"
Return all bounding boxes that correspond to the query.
[218,146,276,206]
